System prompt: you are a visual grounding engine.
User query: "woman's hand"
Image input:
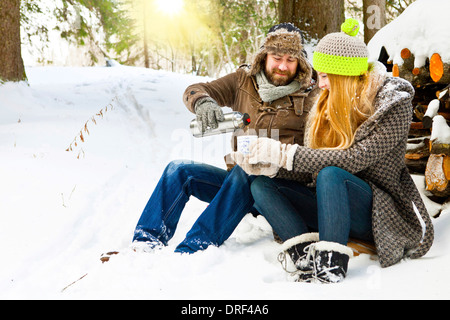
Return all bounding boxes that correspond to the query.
[230,151,280,177]
[231,137,299,177]
[249,137,298,170]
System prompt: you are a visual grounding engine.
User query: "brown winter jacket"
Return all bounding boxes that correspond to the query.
[183,66,320,169]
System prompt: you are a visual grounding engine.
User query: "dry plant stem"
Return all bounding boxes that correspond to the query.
[66,96,118,158]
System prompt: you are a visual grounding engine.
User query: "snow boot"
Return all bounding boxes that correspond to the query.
[302,241,353,284]
[278,233,320,275]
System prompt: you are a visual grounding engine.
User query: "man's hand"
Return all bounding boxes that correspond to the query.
[194,98,225,133]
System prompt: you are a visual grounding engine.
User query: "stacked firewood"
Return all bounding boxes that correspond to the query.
[387,47,450,201]
[393,50,450,86]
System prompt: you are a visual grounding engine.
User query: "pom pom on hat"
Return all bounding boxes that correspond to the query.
[341,18,360,37]
[312,18,368,76]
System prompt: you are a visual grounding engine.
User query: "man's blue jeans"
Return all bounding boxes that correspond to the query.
[251,166,374,245]
[133,160,256,253]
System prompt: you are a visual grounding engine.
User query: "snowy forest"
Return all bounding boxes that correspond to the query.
[3,0,415,79]
[2,0,450,301]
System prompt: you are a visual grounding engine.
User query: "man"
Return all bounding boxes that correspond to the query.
[130,23,319,254]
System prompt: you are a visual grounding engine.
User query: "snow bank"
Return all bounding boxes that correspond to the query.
[0,66,449,300]
[368,0,450,67]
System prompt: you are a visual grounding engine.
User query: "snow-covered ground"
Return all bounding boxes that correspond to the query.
[0,65,449,300]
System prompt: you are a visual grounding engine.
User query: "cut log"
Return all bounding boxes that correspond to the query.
[406,137,430,159]
[429,53,450,84]
[430,53,444,83]
[437,86,449,100]
[430,115,450,155]
[411,65,432,87]
[405,137,430,174]
[438,85,449,97]
[422,99,441,128]
[401,48,411,60]
[437,85,450,110]
[393,63,399,77]
[401,48,415,71]
[430,142,450,155]
[347,238,377,258]
[409,121,431,137]
[398,64,430,87]
[425,154,450,197]
[405,157,429,174]
[395,48,421,84]
[413,84,447,111]
[422,116,432,129]
[395,50,450,86]
[438,111,450,121]
[414,103,426,121]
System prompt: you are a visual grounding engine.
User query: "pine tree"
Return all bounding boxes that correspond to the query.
[0,0,26,82]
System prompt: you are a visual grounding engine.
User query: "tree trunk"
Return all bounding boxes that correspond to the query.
[278,0,345,42]
[363,0,386,44]
[0,0,26,82]
[143,0,150,69]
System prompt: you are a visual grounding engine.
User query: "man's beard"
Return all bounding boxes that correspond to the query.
[265,67,296,86]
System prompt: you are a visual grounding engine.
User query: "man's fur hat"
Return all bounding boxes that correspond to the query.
[249,23,313,86]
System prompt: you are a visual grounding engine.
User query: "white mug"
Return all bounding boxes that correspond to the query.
[237,135,258,155]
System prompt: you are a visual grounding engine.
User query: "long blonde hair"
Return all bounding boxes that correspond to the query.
[307,73,375,150]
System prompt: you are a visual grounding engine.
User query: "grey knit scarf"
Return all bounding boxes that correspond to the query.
[256,71,301,103]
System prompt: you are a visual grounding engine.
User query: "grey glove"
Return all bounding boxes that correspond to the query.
[194,97,224,133]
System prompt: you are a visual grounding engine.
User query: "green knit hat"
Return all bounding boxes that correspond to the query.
[313,18,369,76]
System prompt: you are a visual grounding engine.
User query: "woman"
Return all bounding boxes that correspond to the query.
[232,19,434,283]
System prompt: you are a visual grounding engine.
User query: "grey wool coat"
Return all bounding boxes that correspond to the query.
[277,76,434,268]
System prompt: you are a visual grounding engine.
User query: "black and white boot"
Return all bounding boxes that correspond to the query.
[278,233,320,276]
[305,241,353,284]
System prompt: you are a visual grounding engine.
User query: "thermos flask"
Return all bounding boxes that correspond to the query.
[190,112,251,137]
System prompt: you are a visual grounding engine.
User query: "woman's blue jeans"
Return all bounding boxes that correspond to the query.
[251,166,374,245]
[133,160,256,253]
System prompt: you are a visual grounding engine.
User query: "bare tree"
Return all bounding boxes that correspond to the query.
[279,0,345,42]
[0,0,26,82]
[386,0,416,20]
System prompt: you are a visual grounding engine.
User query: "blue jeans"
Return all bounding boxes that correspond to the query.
[251,166,373,245]
[133,160,256,253]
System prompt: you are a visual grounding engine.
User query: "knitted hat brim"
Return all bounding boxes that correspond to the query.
[313,51,369,76]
